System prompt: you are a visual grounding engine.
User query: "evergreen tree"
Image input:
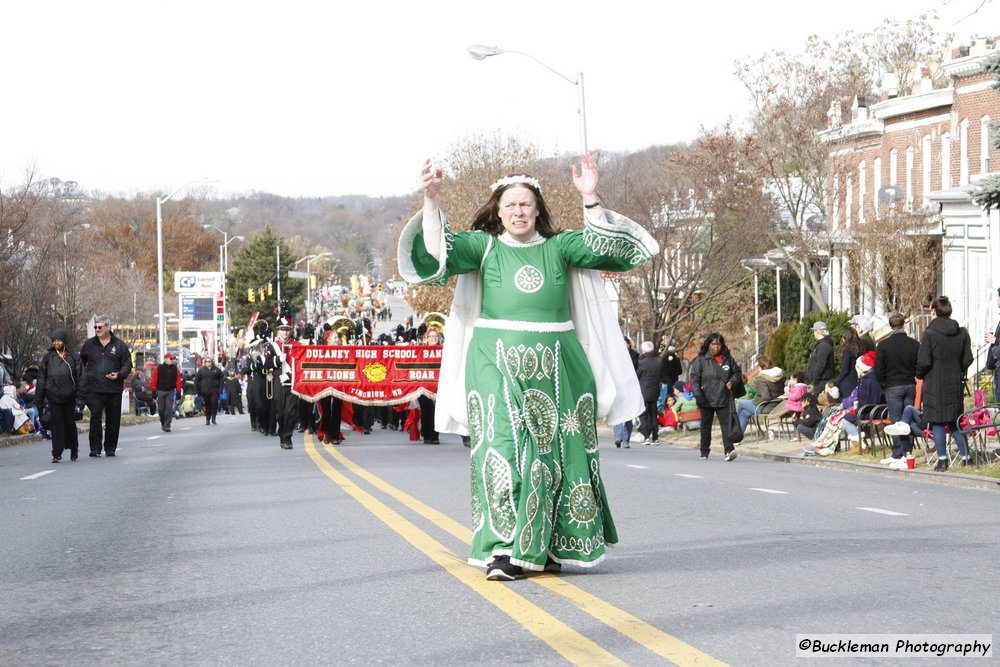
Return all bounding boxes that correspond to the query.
[226,226,303,331]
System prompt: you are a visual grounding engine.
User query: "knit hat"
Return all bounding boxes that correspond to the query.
[673,381,687,393]
[856,350,876,374]
[850,314,874,334]
[50,328,69,342]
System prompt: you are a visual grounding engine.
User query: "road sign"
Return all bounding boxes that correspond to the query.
[288,270,309,279]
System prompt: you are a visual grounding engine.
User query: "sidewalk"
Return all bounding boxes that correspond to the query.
[602,425,1000,492]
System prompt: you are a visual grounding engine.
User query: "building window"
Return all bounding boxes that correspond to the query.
[906,146,914,209]
[846,172,853,228]
[960,119,970,186]
[832,173,840,229]
[922,134,931,206]
[859,161,867,224]
[873,157,882,220]
[983,115,992,174]
[941,132,951,190]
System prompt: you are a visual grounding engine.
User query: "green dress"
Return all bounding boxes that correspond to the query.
[400,209,657,570]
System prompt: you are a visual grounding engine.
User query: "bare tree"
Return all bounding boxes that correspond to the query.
[602,130,774,356]
[735,13,953,310]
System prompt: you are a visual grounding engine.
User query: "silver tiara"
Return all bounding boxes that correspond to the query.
[489,175,541,193]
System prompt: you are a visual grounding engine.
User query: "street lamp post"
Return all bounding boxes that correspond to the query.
[212,235,245,353]
[467,44,588,155]
[157,180,215,359]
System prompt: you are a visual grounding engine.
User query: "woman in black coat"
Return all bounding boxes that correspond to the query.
[688,332,742,461]
[636,341,666,444]
[915,296,973,470]
[35,329,82,463]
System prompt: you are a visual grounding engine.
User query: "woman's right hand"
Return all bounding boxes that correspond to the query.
[421,159,443,202]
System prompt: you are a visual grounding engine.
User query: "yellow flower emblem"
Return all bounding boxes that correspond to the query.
[362,362,388,383]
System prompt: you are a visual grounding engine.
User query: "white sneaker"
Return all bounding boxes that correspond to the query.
[879,456,899,465]
[884,421,911,436]
[888,458,908,470]
[847,434,860,443]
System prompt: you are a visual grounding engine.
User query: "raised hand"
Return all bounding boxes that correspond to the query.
[421,159,443,202]
[571,154,599,199]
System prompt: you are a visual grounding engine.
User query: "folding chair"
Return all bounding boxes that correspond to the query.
[857,404,891,458]
[749,398,785,440]
[957,403,1000,466]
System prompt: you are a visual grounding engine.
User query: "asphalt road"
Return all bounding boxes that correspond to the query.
[3,408,998,666]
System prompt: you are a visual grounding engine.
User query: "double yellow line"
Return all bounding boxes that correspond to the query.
[305,434,727,666]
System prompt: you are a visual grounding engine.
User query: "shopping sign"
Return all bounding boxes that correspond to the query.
[287,345,441,405]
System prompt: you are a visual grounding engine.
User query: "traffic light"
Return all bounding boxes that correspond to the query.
[248,288,255,303]
[259,287,265,301]
[267,282,273,296]
[310,274,317,289]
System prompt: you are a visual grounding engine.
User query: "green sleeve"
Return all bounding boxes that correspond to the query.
[397,210,489,286]
[556,209,659,271]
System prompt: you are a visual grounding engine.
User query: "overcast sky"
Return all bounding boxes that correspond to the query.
[2,0,996,199]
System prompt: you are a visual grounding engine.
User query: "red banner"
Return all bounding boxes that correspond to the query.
[288,345,441,406]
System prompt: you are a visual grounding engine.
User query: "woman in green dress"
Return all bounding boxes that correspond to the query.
[397,155,658,581]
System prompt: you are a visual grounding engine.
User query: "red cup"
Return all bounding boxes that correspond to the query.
[906,456,915,470]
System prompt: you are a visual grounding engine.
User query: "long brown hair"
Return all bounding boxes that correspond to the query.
[840,326,864,357]
[470,179,559,238]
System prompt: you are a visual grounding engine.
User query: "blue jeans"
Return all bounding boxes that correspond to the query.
[614,420,633,443]
[736,399,757,431]
[931,421,969,460]
[884,383,916,457]
[899,405,924,437]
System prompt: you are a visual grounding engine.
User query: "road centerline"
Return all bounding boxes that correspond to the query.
[317,437,728,666]
[303,435,625,666]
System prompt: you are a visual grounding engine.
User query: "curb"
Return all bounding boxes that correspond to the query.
[603,426,1000,493]
[0,416,159,449]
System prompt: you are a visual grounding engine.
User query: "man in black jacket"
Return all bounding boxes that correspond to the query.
[985,287,1000,409]
[194,357,224,425]
[79,315,132,457]
[806,321,836,396]
[875,313,920,464]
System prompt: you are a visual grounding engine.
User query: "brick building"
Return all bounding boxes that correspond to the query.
[818,39,1000,363]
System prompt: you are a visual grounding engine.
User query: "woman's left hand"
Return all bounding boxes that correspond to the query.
[571,154,599,199]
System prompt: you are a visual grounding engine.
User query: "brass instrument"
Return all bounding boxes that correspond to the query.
[325,316,355,344]
[422,312,446,334]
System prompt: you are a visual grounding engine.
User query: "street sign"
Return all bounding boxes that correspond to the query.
[288,270,309,279]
